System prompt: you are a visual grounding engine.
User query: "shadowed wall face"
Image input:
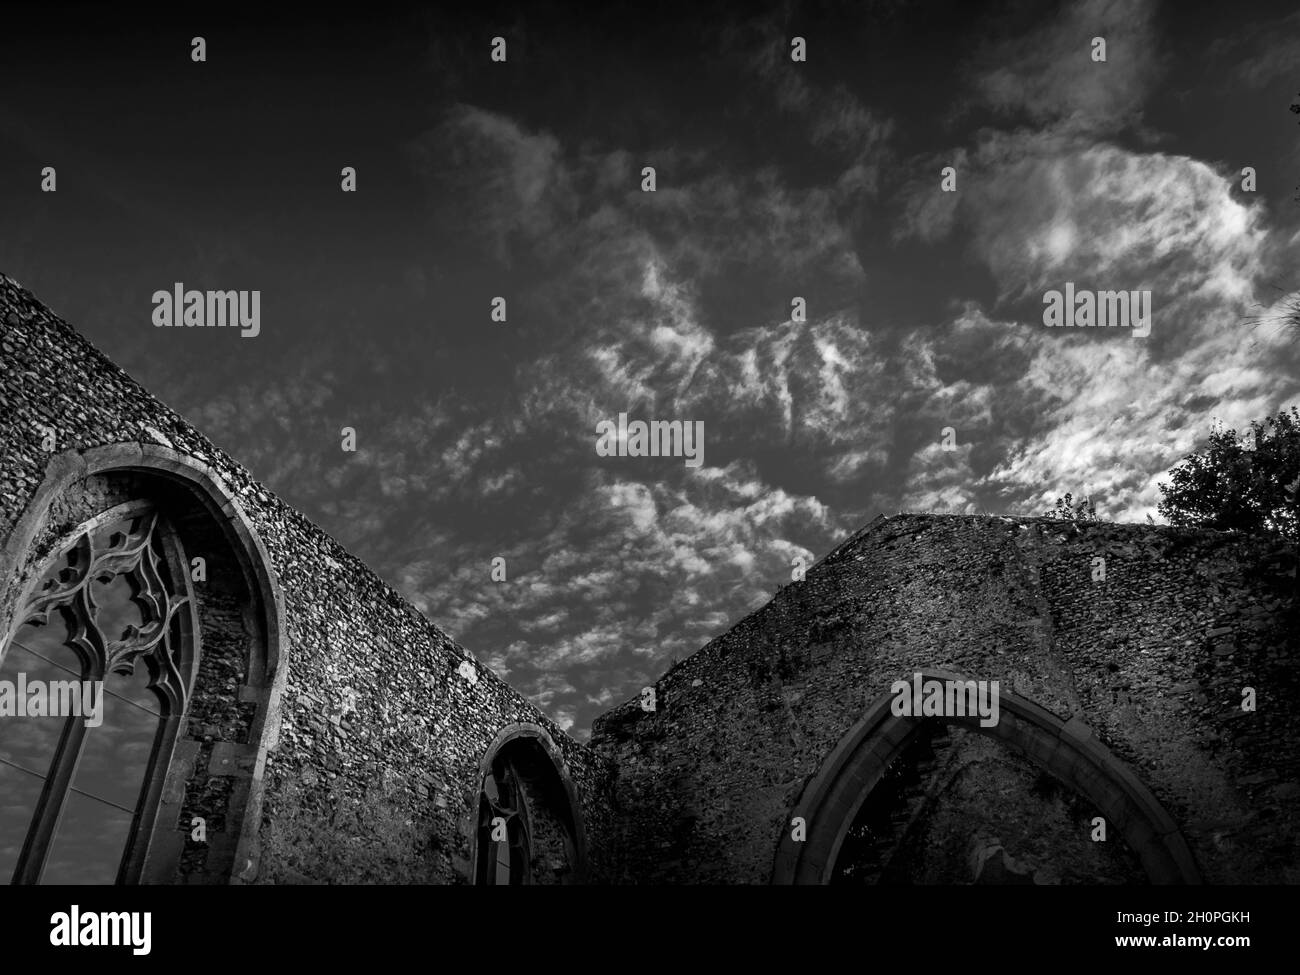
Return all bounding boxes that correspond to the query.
[591,516,1297,884]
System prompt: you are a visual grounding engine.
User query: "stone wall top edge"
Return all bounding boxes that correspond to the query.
[3,273,592,753]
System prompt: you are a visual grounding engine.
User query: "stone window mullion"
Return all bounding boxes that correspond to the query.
[11,579,105,883]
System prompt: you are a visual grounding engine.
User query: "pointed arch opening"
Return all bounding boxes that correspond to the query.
[0,444,287,884]
[772,669,1201,885]
[471,723,587,885]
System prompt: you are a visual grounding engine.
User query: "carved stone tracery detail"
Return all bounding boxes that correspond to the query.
[18,502,193,712]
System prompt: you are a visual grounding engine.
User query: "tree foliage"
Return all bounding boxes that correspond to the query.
[1044,492,1100,522]
[1293,90,1299,203]
[1157,407,1300,541]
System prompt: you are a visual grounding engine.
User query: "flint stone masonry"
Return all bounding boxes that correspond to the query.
[2,272,1296,884]
[590,514,1298,884]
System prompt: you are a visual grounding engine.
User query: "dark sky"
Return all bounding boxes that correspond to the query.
[3,0,1299,737]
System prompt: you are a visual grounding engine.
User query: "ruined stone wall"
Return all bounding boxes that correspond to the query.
[591,514,1298,884]
[1033,519,1298,882]
[0,274,615,884]
[4,271,1294,886]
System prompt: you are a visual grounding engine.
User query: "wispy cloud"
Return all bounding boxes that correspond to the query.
[11,3,1297,739]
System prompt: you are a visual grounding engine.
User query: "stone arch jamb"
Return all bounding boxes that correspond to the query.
[468,721,589,883]
[0,442,290,884]
[771,668,1202,885]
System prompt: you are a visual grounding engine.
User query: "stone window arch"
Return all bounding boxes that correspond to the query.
[470,723,588,885]
[771,668,1201,885]
[0,500,198,883]
[475,753,533,885]
[0,445,287,885]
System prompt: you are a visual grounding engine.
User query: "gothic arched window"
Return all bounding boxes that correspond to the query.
[475,756,531,885]
[0,501,197,884]
[471,731,587,885]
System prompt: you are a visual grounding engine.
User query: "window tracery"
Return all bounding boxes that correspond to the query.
[0,501,197,884]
